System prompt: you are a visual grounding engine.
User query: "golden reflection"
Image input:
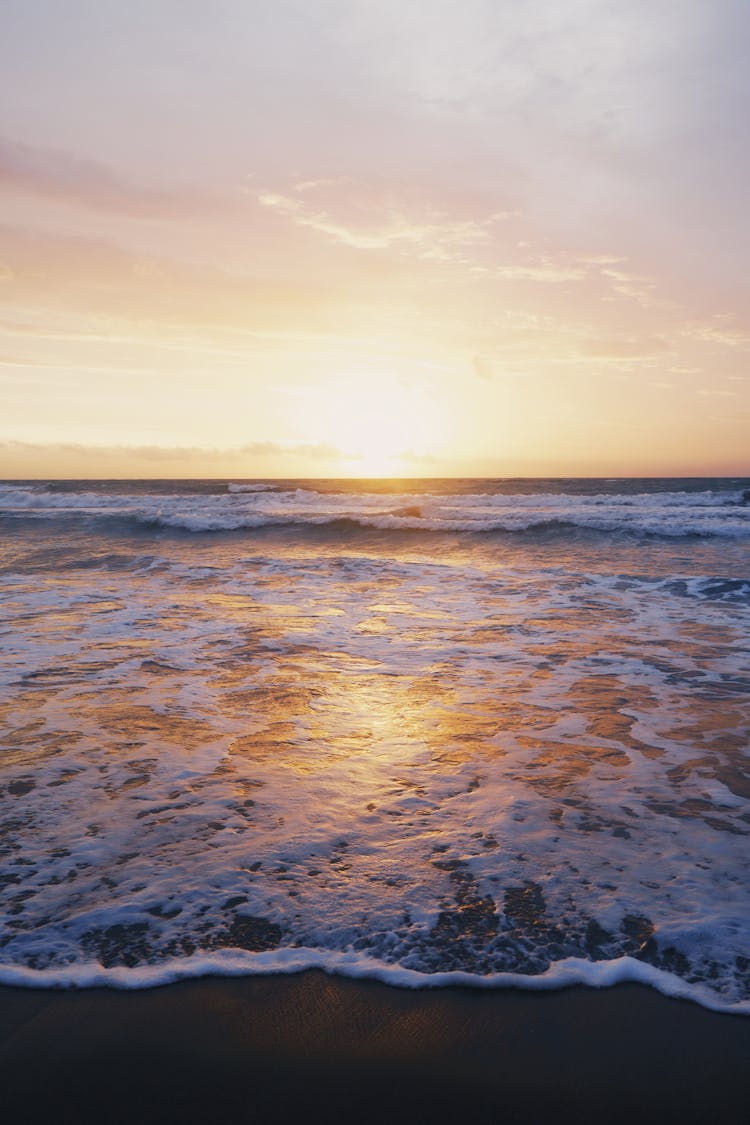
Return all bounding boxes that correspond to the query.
[567,676,662,759]
[216,641,513,802]
[7,562,743,854]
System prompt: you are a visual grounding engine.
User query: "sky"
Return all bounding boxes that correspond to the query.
[1,0,749,478]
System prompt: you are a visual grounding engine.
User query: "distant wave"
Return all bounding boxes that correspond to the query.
[227,483,278,493]
[0,483,748,539]
[2,511,749,543]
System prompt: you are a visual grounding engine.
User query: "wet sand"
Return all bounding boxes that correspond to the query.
[1,973,749,1124]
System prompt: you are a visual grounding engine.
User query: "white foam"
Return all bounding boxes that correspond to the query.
[1,483,748,537]
[2,484,749,1014]
[0,949,747,1014]
[227,483,277,493]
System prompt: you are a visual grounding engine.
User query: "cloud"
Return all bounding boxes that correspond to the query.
[239,440,341,460]
[0,136,217,217]
[493,262,586,283]
[258,186,497,260]
[682,319,750,350]
[576,336,670,359]
[293,177,351,194]
[0,439,343,462]
[0,222,354,337]
[258,182,591,287]
[593,264,660,306]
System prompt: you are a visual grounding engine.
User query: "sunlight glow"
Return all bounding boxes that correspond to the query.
[306,374,444,477]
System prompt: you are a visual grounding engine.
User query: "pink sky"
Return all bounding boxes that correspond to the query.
[1,1,748,477]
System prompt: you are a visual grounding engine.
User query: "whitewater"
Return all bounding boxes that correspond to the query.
[0,478,748,1012]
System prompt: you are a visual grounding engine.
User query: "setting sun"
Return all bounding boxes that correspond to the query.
[301,374,445,476]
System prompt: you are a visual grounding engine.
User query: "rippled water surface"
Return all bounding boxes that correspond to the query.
[1,478,749,1009]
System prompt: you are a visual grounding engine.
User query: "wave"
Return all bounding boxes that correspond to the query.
[227,483,279,493]
[0,947,747,1013]
[1,483,748,539]
[130,514,750,539]
[1,508,748,541]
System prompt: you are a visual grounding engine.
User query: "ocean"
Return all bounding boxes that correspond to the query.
[1,477,749,1012]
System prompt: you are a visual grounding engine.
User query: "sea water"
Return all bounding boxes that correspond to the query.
[0,478,748,1011]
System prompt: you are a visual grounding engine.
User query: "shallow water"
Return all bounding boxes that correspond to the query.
[1,479,749,1009]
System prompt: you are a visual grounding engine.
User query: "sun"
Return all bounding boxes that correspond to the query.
[307,374,442,476]
[335,393,416,475]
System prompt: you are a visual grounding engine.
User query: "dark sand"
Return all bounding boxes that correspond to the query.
[1,973,748,1124]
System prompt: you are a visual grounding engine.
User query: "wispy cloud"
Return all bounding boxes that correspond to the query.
[239,440,341,460]
[682,318,750,350]
[0,136,218,217]
[576,336,670,359]
[293,177,351,194]
[257,182,598,288]
[594,263,660,306]
[0,439,343,462]
[493,262,586,283]
[258,186,501,261]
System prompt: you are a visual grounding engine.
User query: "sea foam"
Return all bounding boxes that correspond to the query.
[0,481,748,538]
[1,477,748,1011]
[1,949,748,1014]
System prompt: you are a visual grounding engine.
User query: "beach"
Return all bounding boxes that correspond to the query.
[1,478,749,1120]
[2,973,750,1123]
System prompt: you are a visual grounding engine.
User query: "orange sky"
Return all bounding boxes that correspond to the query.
[1,1,749,477]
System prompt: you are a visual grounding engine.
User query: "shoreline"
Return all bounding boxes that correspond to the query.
[2,972,749,1123]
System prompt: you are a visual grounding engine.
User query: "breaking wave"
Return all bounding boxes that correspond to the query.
[0,481,748,540]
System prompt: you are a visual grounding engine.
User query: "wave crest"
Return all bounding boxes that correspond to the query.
[0,482,748,540]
